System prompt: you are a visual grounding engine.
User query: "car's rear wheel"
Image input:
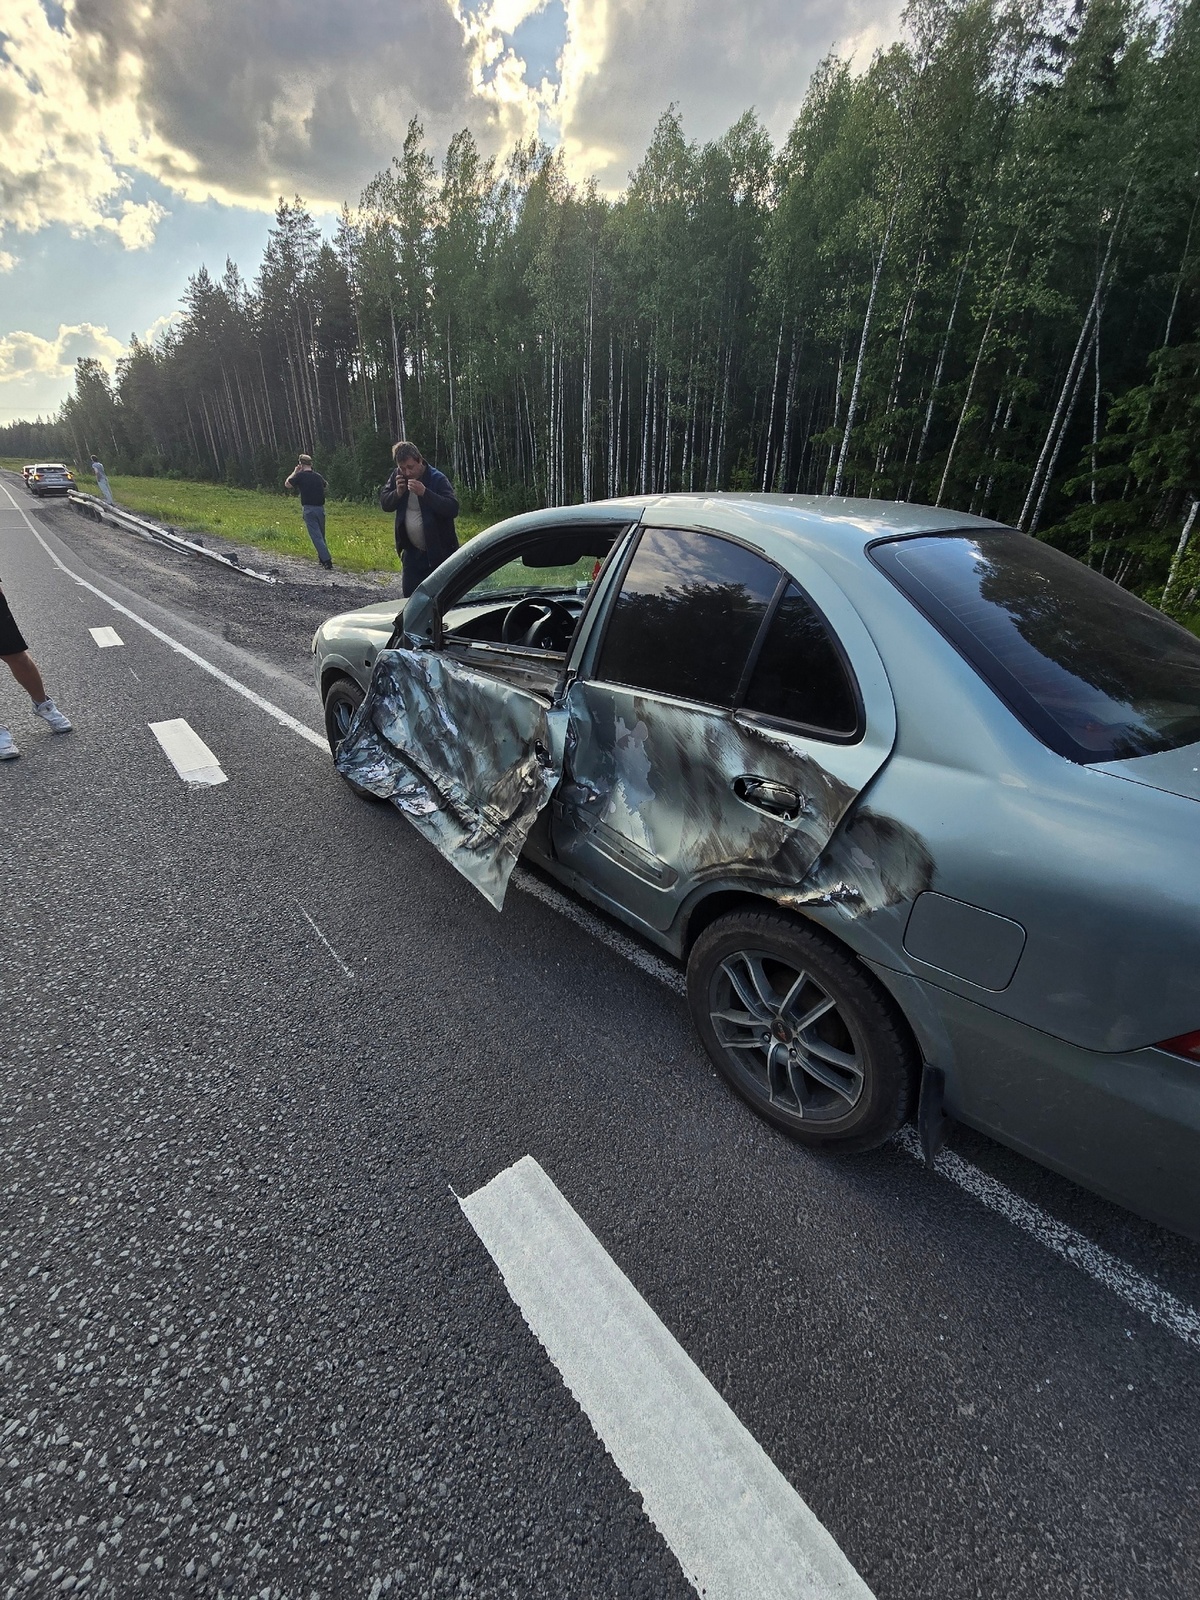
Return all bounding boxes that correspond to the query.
[687,909,917,1152]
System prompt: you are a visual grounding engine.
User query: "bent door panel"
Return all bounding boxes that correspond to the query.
[550,523,896,932]
[335,647,566,910]
[554,682,874,929]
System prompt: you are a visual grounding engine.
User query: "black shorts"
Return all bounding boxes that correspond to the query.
[0,588,29,657]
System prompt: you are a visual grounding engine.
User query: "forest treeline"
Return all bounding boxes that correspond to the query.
[5,0,1199,612]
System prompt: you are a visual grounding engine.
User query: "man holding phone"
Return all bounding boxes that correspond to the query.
[380,441,459,596]
[284,453,332,571]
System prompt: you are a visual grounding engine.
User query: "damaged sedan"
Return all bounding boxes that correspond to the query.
[313,494,1200,1238]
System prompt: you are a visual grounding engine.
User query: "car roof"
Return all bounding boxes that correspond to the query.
[634,492,1005,551]
[507,492,1007,554]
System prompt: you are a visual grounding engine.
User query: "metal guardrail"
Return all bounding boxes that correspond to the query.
[65,490,278,584]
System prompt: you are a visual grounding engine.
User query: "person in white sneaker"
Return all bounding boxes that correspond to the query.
[0,580,72,759]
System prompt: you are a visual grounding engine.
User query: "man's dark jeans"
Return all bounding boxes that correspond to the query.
[401,545,440,597]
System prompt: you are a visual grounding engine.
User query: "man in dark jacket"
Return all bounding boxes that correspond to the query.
[380,441,459,596]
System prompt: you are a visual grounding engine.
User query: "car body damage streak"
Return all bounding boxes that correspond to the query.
[335,649,564,910]
[771,811,937,917]
[551,681,864,928]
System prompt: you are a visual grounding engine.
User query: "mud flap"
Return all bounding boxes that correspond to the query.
[335,648,566,911]
[918,1063,949,1167]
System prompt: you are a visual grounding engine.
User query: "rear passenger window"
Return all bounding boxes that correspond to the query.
[741,583,859,736]
[597,526,779,706]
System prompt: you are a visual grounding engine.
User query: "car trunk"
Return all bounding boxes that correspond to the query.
[1090,739,1200,803]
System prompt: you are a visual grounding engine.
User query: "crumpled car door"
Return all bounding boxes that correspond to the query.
[335,647,567,910]
[552,680,890,931]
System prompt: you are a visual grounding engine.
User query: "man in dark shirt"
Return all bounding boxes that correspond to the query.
[284,454,332,570]
[379,441,459,596]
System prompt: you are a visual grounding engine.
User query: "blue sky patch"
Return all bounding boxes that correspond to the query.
[510,0,566,88]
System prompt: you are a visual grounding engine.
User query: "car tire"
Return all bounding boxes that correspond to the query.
[322,674,380,800]
[687,909,917,1152]
[323,675,364,753]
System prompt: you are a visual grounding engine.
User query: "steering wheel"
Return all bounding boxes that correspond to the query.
[501,596,576,650]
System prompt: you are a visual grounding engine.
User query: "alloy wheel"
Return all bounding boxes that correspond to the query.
[708,947,864,1122]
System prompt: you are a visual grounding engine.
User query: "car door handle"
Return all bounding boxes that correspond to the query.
[733,775,804,819]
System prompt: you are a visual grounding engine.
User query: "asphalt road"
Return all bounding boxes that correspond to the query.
[3,477,1199,1600]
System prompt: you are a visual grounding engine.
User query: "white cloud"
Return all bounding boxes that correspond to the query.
[0,3,175,247]
[448,0,549,149]
[0,251,16,273]
[550,0,906,190]
[141,311,183,346]
[0,0,905,254]
[64,0,480,212]
[112,200,169,250]
[445,0,905,191]
[0,322,125,384]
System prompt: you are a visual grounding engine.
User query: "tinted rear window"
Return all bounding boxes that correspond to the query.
[871,532,1200,762]
[742,583,859,736]
[597,526,780,706]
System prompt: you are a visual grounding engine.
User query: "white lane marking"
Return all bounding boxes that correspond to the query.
[89,625,123,648]
[461,1155,873,1600]
[0,481,326,751]
[149,718,227,787]
[7,477,1198,1348]
[894,1125,1200,1351]
[297,904,355,981]
[510,866,686,993]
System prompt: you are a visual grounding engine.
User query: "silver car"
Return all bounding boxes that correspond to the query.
[313,495,1200,1238]
[27,462,74,496]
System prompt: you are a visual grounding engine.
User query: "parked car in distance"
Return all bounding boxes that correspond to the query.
[27,463,73,496]
[21,464,35,486]
[314,493,1200,1240]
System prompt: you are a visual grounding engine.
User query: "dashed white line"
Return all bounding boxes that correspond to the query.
[461,1155,873,1600]
[88,625,123,648]
[149,718,227,787]
[297,904,355,981]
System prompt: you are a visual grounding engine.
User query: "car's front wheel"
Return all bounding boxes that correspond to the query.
[687,909,917,1152]
[323,675,364,755]
[322,677,378,801]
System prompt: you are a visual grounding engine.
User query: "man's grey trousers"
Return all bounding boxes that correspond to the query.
[301,505,331,565]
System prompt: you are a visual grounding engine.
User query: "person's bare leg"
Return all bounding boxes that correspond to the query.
[3,651,48,703]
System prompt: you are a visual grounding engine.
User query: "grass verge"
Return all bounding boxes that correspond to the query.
[0,460,494,573]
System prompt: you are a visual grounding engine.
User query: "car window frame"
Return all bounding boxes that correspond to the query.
[735,578,866,744]
[424,520,633,662]
[584,521,865,743]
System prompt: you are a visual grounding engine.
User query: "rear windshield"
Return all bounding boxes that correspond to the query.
[870,531,1200,762]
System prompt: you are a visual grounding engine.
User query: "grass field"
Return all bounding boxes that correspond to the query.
[0,460,494,573]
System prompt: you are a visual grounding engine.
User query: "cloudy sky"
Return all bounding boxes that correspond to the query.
[0,0,902,422]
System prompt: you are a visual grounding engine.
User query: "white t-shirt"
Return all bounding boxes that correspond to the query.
[404,490,426,550]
